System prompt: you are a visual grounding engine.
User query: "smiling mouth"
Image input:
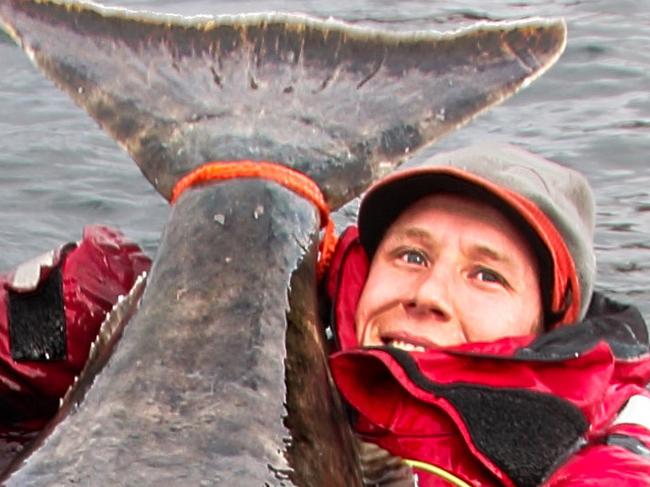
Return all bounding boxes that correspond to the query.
[382,338,427,353]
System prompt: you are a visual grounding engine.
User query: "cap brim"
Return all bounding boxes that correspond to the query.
[358,166,539,257]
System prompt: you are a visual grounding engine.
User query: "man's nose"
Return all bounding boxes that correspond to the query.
[405,264,452,319]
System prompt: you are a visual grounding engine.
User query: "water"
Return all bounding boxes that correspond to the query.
[0,0,648,319]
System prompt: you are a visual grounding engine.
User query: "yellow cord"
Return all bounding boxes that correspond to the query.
[404,459,473,487]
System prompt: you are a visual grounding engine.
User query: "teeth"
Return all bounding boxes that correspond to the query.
[387,340,426,352]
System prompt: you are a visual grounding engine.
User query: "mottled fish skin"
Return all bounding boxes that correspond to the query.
[0,1,567,485]
[0,0,565,209]
[4,183,357,486]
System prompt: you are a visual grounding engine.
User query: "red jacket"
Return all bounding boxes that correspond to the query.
[0,226,151,450]
[326,227,650,486]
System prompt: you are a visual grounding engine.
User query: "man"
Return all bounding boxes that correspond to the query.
[0,225,151,468]
[325,144,650,486]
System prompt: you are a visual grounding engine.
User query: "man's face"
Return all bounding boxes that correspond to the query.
[355,193,543,350]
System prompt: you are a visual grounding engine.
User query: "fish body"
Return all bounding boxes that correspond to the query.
[0,1,566,484]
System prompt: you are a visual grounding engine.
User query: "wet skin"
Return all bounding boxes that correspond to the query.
[356,193,543,350]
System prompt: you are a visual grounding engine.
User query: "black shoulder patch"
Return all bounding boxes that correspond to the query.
[8,266,66,361]
[388,349,588,487]
[442,386,586,487]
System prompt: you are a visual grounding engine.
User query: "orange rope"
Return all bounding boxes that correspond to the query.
[171,160,337,280]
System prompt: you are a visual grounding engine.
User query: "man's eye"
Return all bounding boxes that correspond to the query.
[400,250,427,266]
[475,268,506,285]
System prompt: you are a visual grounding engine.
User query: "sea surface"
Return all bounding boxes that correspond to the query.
[0,0,648,319]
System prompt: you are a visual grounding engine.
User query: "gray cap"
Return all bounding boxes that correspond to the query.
[358,143,596,325]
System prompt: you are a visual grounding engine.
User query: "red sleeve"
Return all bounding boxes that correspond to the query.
[545,424,650,486]
[62,225,151,374]
[0,225,151,431]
